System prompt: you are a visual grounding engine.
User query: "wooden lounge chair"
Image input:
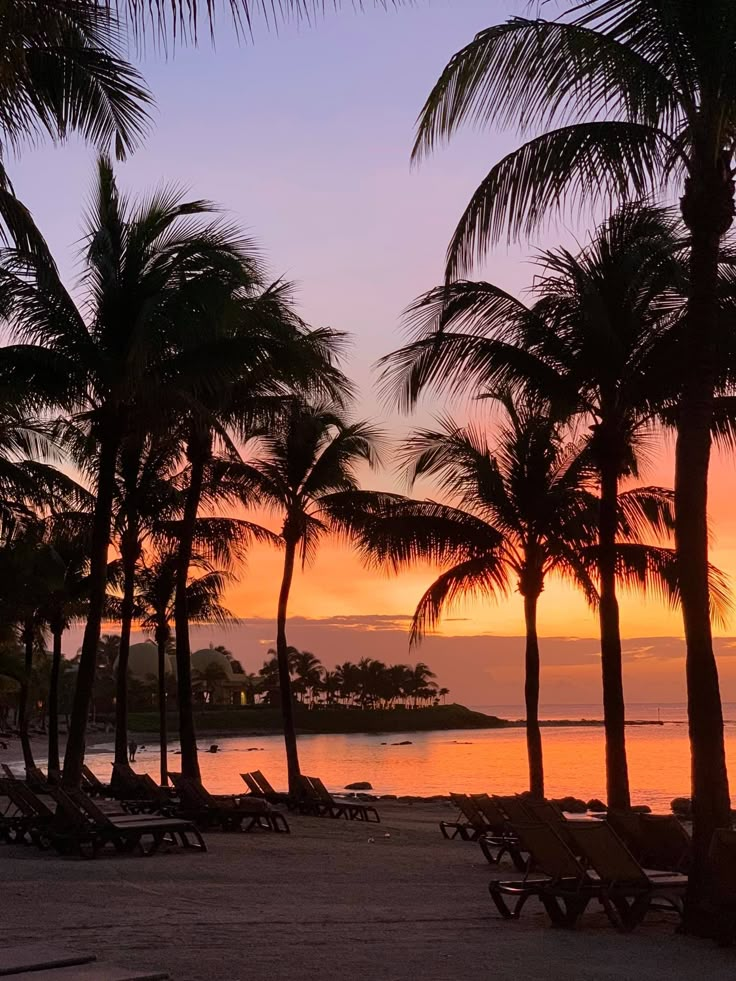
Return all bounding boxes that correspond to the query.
[566,821,687,930]
[0,778,56,845]
[301,776,380,822]
[46,787,206,857]
[168,774,289,833]
[1,763,16,780]
[440,793,489,840]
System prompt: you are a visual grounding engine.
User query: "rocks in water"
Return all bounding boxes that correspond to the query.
[345,781,373,791]
[631,804,652,814]
[392,740,413,746]
[586,798,607,813]
[552,796,587,814]
[379,794,397,800]
[671,797,693,817]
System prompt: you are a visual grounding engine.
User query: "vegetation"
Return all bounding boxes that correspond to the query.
[2,0,736,939]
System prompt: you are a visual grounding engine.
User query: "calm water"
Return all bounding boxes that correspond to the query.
[56,703,736,811]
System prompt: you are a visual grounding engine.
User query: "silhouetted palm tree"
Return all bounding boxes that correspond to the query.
[382,205,687,808]
[412,2,736,908]
[243,399,382,792]
[135,552,234,784]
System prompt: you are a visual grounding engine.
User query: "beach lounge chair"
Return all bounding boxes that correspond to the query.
[606,811,692,873]
[0,778,57,845]
[488,822,592,923]
[25,766,50,791]
[566,821,687,930]
[47,786,206,856]
[440,793,489,840]
[168,774,289,832]
[299,776,380,822]
[471,794,527,869]
[240,770,290,806]
[1,763,16,780]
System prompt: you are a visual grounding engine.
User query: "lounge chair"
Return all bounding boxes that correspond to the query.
[488,822,593,923]
[1,763,17,779]
[25,766,50,791]
[47,786,206,857]
[0,777,56,845]
[168,774,289,833]
[471,794,527,869]
[81,764,112,797]
[440,793,489,840]
[566,821,687,930]
[299,776,380,822]
[606,810,692,873]
[240,770,291,806]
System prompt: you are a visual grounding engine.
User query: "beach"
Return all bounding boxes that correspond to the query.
[1,799,733,981]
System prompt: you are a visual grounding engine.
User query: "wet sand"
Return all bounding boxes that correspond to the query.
[1,801,734,980]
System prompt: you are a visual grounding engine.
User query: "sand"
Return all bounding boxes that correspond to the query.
[1,800,735,980]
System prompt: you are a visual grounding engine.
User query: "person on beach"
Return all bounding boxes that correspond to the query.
[128,738,138,763]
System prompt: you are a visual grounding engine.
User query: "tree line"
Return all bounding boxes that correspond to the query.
[2,0,736,926]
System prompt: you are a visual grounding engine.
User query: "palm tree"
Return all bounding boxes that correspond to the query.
[411,2,736,908]
[0,157,258,787]
[135,552,234,784]
[382,205,686,808]
[242,399,382,793]
[342,399,698,798]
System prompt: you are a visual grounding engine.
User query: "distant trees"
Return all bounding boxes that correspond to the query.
[258,648,444,710]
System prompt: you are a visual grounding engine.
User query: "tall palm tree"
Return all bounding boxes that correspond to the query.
[241,399,382,793]
[382,205,686,808]
[135,552,234,784]
[411,2,736,908]
[0,157,256,786]
[0,1,150,251]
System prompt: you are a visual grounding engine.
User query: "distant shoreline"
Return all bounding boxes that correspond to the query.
[126,702,667,737]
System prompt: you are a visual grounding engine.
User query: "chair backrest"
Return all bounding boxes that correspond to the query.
[253,770,276,795]
[606,810,646,861]
[640,814,692,872]
[513,823,586,881]
[64,788,113,827]
[1,764,16,780]
[310,777,337,804]
[568,821,649,886]
[524,799,578,849]
[45,787,89,829]
[82,765,105,791]
[470,793,507,832]
[0,779,41,817]
[494,795,534,826]
[241,773,262,795]
[297,776,321,801]
[25,766,48,790]
[449,793,485,828]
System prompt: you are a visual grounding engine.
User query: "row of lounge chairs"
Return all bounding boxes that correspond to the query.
[241,769,381,822]
[441,792,699,932]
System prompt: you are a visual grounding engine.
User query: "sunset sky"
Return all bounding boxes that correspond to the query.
[18,0,736,706]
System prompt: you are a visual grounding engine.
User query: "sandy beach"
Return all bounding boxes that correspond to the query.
[1,800,734,981]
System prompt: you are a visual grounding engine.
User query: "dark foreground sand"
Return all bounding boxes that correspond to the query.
[1,801,734,981]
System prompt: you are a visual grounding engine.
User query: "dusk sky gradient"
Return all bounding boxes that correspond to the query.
[16,0,736,704]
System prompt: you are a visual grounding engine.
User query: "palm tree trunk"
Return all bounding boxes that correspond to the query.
[522,591,544,799]
[114,545,137,767]
[63,431,119,787]
[156,632,169,786]
[18,621,35,772]
[598,455,630,810]
[47,625,62,775]
[679,160,733,929]
[174,438,207,781]
[276,537,302,795]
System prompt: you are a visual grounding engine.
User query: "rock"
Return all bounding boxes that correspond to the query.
[357,793,378,801]
[586,798,607,813]
[379,794,397,800]
[631,804,652,814]
[345,781,373,791]
[553,796,587,814]
[392,740,413,746]
[671,796,693,817]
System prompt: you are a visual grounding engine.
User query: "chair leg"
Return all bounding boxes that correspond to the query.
[488,883,516,919]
